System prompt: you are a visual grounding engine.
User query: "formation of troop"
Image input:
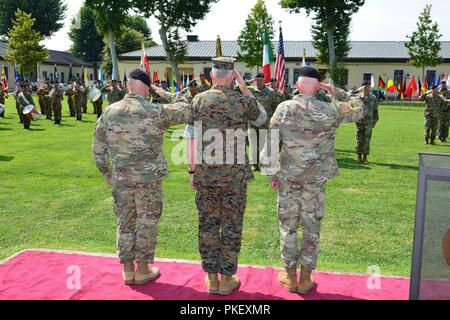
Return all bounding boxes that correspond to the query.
[419,81,450,145]
[93,62,368,296]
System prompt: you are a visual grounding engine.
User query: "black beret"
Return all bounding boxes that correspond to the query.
[362,80,371,86]
[128,69,151,87]
[441,80,447,84]
[255,73,265,79]
[298,67,320,80]
[189,80,198,87]
[431,84,438,89]
[270,78,278,83]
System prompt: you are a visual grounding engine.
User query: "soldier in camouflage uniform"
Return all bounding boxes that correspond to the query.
[102,80,125,106]
[65,81,76,117]
[15,81,37,130]
[197,73,211,94]
[260,67,365,295]
[419,84,446,145]
[50,80,64,125]
[438,85,450,143]
[356,81,379,164]
[93,69,190,286]
[92,81,104,118]
[37,79,50,117]
[245,73,280,171]
[185,57,267,295]
[81,82,89,114]
[14,80,24,124]
[74,81,86,121]
[0,85,5,118]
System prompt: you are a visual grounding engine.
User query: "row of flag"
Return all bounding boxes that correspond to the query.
[373,73,450,99]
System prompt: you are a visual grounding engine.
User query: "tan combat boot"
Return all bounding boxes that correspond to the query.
[278,266,298,293]
[122,262,135,285]
[298,265,316,295]
[204,273,220,294]
[134,261,160,285]
[218,275,240,295]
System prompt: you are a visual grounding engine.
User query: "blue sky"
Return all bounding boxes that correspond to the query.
[46,0,450,51]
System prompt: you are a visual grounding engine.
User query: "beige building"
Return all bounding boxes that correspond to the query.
[119,37,450,98]
[0,41,97,89]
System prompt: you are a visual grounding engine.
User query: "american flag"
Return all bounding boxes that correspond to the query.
[274,26,286,93]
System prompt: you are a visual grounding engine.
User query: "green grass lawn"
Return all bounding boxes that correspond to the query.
[0,97,448,277]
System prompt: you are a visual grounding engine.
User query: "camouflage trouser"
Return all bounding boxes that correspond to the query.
[278,180,326,270]
[112,181,163,264]
[438,113,449,141]
[75,102,83,119]
[16,102,23,123]
[44,98,52,119]
[52,102,62,122]
[82,101,87,113]
[93,100,103,118]
[38,98,46,116]
[68,99,75,116]
[424,112,440,141]
[196,184,247,276]
[356,123,373,155]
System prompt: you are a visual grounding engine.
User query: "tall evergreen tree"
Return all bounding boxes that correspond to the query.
[405,4,442,79]
[237,0,275,72]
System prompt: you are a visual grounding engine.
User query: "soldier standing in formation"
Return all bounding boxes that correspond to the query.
[419,84,447,145]
[74,81,86,121]
[261,67,365,295]
[37,79,50,118]
[81,82,89,114]
[65,81,76,117]
[438,82,450,143]
[356,81,379,164]
[92,80,104,118]
[185,57,267,295]
[15,81,36,130]
[245,73,280,171]
[93,69,190,286]
[14,79,24,124]
[50,79,64,125]
[102,80,125,106]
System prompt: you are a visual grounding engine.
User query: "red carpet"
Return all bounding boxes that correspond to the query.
[0,250,410,300]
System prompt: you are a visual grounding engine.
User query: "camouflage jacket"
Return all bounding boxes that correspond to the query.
[186,85,266,187]
[93,93,190,187]
[315,89,332,103]
[197,83,211,94]
[102,86,125,105]
[15,89,35,108]
[356,93,379,126]
[247,86,280,127]
[420,94,446,116]
[261,89,365,184]
[50,86,64,105]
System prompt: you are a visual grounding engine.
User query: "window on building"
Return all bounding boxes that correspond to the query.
[61,72,65,84]
[90,74,93,81]
[50,73,53,81]
[4,66,8,80]
[244,73,252,81]
[293,69,301,84]
[284,69,289,85]
[43,71,47,79]
[363,73,373,82]
[76,73,80,80]
[203,68,212,82]
[394,70,404,86]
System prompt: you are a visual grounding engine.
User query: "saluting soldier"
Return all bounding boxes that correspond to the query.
[438,83,450,143]
[65,81,76,117]
[260,67,365,295]
[93,69,190,286]
[102,80,125,106]
[185,57,267,295]
[197,73,211,93]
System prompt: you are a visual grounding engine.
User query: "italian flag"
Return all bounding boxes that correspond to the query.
[262,32,274,84]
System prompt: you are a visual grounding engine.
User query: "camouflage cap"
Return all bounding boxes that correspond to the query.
[212,57,236,70]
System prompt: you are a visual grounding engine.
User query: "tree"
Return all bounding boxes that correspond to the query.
[68,5,104,80]
[125,15,152,41]
[134,0,219,79]
[237,0,275,72]
[405,4,442,79]
[85,0,133,81]
[0,0,66,38]
[101,26,156,76]
[280,0,365,80]
[5,9,48,77]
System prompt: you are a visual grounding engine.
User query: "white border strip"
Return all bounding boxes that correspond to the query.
[0,248,409,280]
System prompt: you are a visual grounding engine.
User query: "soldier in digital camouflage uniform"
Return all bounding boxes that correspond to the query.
[260,67,365,295]
[93,69,190,286]
[65,81,76,117]
[102,80,125,106]
[50,79,64,125]
[356,81,379,164]
[419,84,446,145]
[244,73,280,171]
[185,57,267,296]
[438,84,450,143]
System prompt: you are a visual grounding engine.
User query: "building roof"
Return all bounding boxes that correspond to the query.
[119,40,450,62]
[0,41,92,67]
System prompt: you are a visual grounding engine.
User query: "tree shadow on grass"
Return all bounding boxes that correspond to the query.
[337,156,417,171]
[0,155,14,162]
[0,126,12,131]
